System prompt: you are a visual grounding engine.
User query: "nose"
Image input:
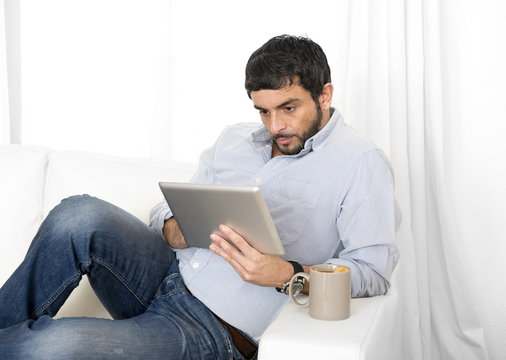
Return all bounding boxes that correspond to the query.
[270,112,287,134]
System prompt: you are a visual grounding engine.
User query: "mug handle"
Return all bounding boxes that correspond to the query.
[288,272,310,308]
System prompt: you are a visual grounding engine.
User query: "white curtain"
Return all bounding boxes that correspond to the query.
[0,0,9,144]
[344,0,499,359]
[0,0,20,145]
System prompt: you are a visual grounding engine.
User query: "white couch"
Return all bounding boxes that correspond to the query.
[0,145,401,359]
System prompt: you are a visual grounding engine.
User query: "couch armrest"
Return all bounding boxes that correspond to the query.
[258,281,401,360]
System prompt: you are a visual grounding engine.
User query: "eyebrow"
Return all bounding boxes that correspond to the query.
[253,98,300,111]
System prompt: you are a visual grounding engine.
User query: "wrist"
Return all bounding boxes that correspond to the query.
[163,217,186,248]
[276,260,305,294]
[163,218,174,242]
[279,260,295,286]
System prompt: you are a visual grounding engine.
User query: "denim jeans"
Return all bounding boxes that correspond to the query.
[0,195,252,359]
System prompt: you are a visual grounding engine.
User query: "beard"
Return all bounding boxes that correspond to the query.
[272,103,323,156]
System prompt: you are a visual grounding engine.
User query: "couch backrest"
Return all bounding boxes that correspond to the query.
[43,150,196,224]
[0,145,196,287]
[0,146,51,285]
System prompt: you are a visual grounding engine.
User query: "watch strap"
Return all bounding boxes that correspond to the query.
[288,260,304,275]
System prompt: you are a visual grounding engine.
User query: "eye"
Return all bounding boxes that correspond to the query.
[259,110,269,116]
[285,106,295,112]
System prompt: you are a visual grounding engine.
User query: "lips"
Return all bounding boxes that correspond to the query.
[276,136,293,145]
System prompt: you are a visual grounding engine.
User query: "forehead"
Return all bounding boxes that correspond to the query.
[250,84,313,109]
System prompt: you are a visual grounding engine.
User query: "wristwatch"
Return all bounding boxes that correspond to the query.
[276,260,305,295]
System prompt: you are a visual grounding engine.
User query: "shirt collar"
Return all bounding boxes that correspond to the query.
[251,107,343,155]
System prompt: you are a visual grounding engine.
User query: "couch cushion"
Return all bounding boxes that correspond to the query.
[0,145,50,286]
[42,150,196,319]
[43,150,196,224]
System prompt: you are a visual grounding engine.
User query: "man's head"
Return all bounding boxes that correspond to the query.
[245,35,331,103]
[245,35,333,156]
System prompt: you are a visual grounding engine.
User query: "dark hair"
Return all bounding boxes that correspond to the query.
[245,35,331,102]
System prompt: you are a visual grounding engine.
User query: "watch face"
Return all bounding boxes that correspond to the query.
[292,281,304,296]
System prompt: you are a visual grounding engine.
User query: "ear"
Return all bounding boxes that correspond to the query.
[319,83,334,111]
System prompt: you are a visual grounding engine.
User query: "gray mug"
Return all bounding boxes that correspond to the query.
[288,264,351,321]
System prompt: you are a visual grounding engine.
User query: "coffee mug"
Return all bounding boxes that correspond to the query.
[288,264,351,320]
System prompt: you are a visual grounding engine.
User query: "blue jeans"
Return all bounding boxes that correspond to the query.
[0,195,251,359]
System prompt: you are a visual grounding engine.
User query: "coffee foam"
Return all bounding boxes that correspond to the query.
[314,265,349,273]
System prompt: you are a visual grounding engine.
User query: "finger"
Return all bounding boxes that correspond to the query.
[209,234,247,273]
[218,225,257,256]
[210,234,244,261]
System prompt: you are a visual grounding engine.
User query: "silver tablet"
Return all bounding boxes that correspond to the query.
[158,182,285,255]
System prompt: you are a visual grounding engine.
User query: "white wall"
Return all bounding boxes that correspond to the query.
[18,0,349,163]
[19,0,173,159]
[164,0,350,162]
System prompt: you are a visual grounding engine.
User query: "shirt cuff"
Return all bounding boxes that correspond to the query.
[149,200,173,239]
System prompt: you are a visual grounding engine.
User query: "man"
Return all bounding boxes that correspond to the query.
[0,35,399,359]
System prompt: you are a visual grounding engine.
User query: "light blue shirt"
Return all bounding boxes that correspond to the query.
[150,109,400,340]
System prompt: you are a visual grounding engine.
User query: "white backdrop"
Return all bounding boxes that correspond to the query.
[1,0,505,359]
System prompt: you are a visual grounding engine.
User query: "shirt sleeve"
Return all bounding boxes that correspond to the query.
[148,142,217,238]
[326,149,401,297]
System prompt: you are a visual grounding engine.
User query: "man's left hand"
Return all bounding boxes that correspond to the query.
[209,225,293,287]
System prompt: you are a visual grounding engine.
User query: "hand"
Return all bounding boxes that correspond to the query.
[209,224,294,287]
[163,217,187,248]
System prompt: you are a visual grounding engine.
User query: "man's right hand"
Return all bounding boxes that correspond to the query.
[163,217,187,248]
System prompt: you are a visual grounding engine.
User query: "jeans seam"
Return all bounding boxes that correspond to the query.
[90,253,150,309]
[217,321,235,360]
[155,287,186,298]
[32,272,81,319]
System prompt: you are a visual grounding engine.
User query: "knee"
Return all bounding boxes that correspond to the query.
[42,195,118,240]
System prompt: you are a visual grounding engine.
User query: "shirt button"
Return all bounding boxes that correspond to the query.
[192,262,199,269]
[256,178,262,183]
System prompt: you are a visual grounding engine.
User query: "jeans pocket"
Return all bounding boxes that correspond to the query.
[155,274,186,299]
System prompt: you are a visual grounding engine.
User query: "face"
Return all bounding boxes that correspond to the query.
[250,84,328,156]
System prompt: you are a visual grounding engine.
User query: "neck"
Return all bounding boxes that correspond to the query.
[271,144,283,158]
[320,107,332,129]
